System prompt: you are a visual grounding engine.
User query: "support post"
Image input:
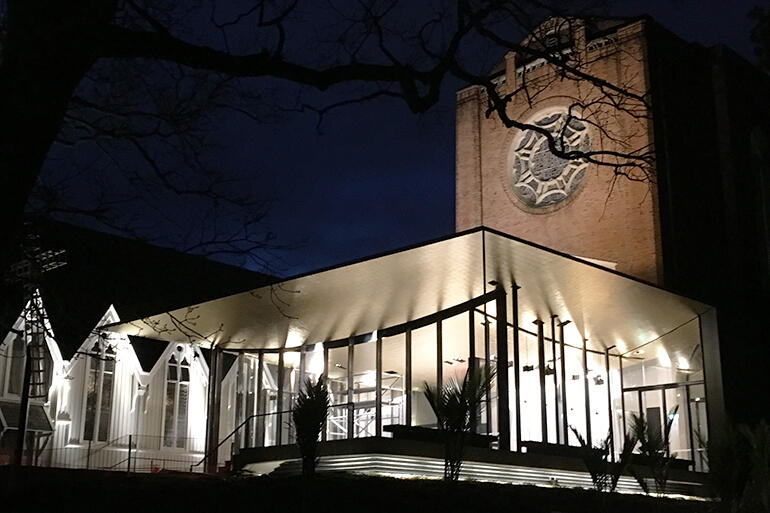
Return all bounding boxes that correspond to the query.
[375,336,382,437]
[512,283,522,452]
[698,309,725,445]
[535,320,547,443]
[483,312,492,434]
[405,330,412,426]
[468,310,477,433]
[604,348,615,461]
[321,346,328,442]
[256,352,264,446]
[436,320,443,392]
[559,321,570,445]
[204,345,221,473]
[495,287,510,451]
[662,389,669,457]
[276,350,285,446]
[127,434,132,473]
[619,354,627,440]
[347,336,355,439]
[550,315,559,445]
[583,338,592,444]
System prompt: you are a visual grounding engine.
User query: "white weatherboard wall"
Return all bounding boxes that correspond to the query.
[0,300,215,472]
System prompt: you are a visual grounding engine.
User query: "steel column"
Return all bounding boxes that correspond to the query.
[619,354,627,439]
[550,315,559,444]
[347,336,355,439]
[321,346,328,442]
[376,336,383,437]
[512,284,522,452]
[535,320,547,442]
[256,351,264,446]
[559,321,570,445]
[495,287,510,451]
[468,310,477,433]
[276,350,285,445]
[436,320,443,392]
[405,330,412,426]
[604,347,615,461]
[583,338,592,444]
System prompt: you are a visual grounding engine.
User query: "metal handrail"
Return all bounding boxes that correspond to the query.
[189,409,291,472]
[190,401,355,473]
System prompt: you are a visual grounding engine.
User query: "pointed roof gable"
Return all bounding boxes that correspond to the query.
[1,219,274,360]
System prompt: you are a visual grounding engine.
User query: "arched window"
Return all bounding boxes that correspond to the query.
[83,342,116,442]
[163,348,190,448]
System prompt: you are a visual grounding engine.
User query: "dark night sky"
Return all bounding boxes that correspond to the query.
[230,0,763,276]
[48,0,766,277]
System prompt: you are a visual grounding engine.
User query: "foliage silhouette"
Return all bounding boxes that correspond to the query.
[292,375,330,478]
[423,366,495,482]
[629,406,679,495]
[570,426,637,492]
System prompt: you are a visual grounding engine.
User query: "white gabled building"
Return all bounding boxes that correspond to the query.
[0,220,271,471]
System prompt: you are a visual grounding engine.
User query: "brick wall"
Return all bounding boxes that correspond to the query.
[456,19,663,284]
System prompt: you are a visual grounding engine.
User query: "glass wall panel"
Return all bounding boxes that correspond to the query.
[237,355,260,448]
[474,310,491,434]
[519,330,542,442]
[622,390,640,440]
[665,387,691,462]
[381,333,406,436]
[621,318,702,389]
[281,350,301,444]
[587,351,609,447]
[352,338,377,437]
[326,345,350,440]
[487,305,498,441]
[261,353,280,447]
[544,329,558,444]
[688,383,708,471]
[411,324,437,427]
[303,344,325,384]
[441,313,470,385]
[609,355,625,457]
[564,344,586,446]
[507,324,517,448]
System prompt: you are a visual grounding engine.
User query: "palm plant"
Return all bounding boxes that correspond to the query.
[629,406,679,495]
[570,427,637,492]
[423,366,495,481]
[292,376,330,478]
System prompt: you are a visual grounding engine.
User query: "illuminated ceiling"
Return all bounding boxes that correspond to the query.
[107,228,711,355]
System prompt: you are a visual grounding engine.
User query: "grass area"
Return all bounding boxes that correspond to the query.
[0,465,712,513]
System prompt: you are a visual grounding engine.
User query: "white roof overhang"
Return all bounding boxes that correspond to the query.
[106,228,712,356]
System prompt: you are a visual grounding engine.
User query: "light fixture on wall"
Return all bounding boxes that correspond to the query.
[523,364,535,372]
[544,365,555,376]
[593,375,604,386]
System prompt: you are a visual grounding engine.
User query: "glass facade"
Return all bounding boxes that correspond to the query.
[225,293,709,471]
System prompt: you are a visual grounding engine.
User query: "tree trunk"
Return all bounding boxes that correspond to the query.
[0,1,115,265]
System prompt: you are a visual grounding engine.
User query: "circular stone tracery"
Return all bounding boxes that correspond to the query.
[510,112,590,209]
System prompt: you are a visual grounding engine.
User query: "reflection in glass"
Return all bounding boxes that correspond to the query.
[411,324,437,427]
[261,353,280,447]
[326,345,350,440]
[381,334,406,436]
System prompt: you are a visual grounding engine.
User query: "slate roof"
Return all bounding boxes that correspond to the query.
[0,219,274,363]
